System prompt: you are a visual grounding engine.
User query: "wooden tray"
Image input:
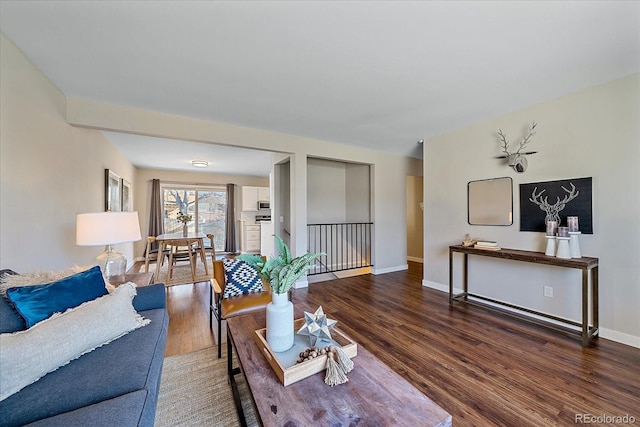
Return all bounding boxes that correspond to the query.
[254,318,358,386]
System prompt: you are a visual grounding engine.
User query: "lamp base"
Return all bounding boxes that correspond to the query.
[96,245,127,283]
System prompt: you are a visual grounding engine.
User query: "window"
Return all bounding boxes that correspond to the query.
[162,184,227,252]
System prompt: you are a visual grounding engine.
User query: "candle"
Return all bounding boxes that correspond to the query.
[546,220,558,236]
[558,226,569,238]
[567,216,579,232]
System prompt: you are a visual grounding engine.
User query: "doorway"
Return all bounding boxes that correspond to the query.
[406,176,424,263]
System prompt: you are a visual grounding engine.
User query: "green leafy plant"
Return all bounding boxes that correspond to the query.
[237,235,324,294]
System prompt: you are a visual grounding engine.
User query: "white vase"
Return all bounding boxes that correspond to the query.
[266,291,294,352]
[182,224,188,237]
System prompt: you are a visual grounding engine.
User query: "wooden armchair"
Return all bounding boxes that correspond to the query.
[209,258,272,358]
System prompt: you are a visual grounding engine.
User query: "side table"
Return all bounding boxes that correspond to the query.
[111,272,155,288]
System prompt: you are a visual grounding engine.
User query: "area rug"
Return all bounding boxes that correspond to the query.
[147,260,213,286]
[155,346,258,427]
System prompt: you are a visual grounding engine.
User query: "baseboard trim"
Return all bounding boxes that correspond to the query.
[599,328,640,348]
[422,280,453,293]
[407,256,424,263]
[307,273,337,284]
[293,279,309,289]
[421,280,640,349]
[372,264,408,275]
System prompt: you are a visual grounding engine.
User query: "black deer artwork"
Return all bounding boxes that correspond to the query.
[519,177,593,234]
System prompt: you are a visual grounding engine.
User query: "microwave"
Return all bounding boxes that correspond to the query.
[258,200,270,210]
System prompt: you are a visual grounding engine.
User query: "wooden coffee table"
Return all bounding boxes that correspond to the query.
[226,305,452,427]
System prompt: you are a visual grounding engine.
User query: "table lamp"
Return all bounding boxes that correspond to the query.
[76,211,142,283]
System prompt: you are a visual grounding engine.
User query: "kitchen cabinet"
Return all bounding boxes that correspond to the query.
[243,224,261,253]
[258,186,270,201]
[241,186,269,211]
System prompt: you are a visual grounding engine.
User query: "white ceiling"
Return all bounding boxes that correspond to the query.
[1,1,638,172]
[101,131,274,177]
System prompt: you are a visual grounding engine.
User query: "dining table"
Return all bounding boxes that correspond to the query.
[154,232,210,283]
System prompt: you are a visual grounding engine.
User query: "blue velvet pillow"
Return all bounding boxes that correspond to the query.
[222,259,264,299]
[5,266,108,328]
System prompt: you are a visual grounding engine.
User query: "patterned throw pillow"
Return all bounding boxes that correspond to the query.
[222,259,264,299]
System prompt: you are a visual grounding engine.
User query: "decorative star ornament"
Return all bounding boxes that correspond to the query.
[296,306,337,346]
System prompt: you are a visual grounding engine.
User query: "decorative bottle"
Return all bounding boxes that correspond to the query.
[266,292,294,352]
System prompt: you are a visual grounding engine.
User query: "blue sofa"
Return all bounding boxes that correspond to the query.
[0,275,169,427]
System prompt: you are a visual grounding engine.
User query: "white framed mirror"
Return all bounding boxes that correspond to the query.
[468,177,513,226]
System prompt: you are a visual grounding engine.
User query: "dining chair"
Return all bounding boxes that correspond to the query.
[166,238,200,281]
[195,234,216,265]
[143,236,169,273]
[205,233,216,260]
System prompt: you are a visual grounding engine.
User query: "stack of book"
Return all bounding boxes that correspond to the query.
[474,240,501,251]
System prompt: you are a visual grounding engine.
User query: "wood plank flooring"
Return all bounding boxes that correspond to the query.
[164,280,214,356]
[156,261,640,427]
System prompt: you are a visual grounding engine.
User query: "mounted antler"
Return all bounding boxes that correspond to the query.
[498,129,510,156]
[496,121,538,173]
[516,122,537,155]
[529,182,579,224]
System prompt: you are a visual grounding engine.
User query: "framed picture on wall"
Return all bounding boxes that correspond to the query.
[121,178,132,212]
[519,177,593,234]
[105,169,121,212]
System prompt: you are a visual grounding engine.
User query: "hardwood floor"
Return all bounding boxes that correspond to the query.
[163,281,214,356]
[158,261,639,426]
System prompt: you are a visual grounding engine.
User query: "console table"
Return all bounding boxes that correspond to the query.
[449,245,599,347]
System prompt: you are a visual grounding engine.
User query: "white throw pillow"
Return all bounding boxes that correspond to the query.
[0,283,149,401]
[0,265,114,295]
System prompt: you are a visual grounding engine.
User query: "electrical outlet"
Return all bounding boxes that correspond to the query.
[544,286,554,298]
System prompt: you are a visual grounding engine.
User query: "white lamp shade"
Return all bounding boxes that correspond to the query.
[76,211,142,246]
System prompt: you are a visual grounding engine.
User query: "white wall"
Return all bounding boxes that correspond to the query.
[345,163,371,222]
[65,99,414,274]
[1,32,412,275]
[0,34,136,272]
[307,158,371,224]
[423,74,640,347]
[307,158,347,223]
[274,159,291,248]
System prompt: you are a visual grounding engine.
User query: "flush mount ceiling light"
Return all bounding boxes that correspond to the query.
[191,160,208,168]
